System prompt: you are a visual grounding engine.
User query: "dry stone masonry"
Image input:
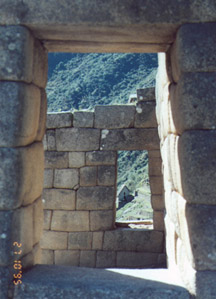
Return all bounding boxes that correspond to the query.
[1,1,216,298]
[41,96,165,268]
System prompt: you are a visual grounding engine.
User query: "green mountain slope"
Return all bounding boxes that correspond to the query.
[47,53,157,111]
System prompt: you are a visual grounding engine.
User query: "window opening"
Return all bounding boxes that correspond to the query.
[116,150,153,229]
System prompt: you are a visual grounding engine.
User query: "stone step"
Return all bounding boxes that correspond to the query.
[13,265,190,299]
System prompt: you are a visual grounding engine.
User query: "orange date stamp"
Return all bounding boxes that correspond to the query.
[13,242,23,285]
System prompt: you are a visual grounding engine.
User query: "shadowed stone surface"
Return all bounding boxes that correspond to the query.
[0,266,11,299]
[100,128,160,150]
[46,112,72,129]
[68,232,93,250]
[45,151,69,168]
[95,105,135,129]
[56,128,100,151]
[77,187,115,210]
[171,23,216,82]
[86,151,116,165]
[51,211,89,232]
[137,88,155,101]
[179,130,216,205]
[135,101,157,128]
[117,252,159,268]
[185,204,216,270]
[103,229,163,253]
[0,25,33,82]
[170,73,216,133]
[0,82,40,147]
[0,142,44,209]
[13,265,189,299]
[73,111,94,128]
[43,189,75,210]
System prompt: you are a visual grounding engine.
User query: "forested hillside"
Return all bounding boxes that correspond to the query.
[47,53,157,111]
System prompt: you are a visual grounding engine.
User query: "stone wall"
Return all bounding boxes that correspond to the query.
[156,23,216,297]
[0,25,47,297]
[41,92,165,268]
[1,3,216,298]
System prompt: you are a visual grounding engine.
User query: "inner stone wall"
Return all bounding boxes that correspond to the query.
[41,93,165,268]
[156,23,216,297]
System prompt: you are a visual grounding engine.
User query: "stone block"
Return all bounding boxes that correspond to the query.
[0,25,33,82]
[68,232,93,250]
[0,266,11,299]
[44,169,53,188]
[46,129,56,151]
[134,101,157,128]
[196,271,216,299]
[0,142,44,209]
[153,211,164,231]
[171,23,216,82]
[43,210,52,230]
[96,251,116,268]
[80,166,97,186]
[151,195,164,211]
[45,151,69,169]
[77,186,115,210]
[148,157,162,176]
[148,150,161,158]
[150,176,163,195]
[80,251,96,267]
[40,230,67,250]
[21,142,44,206]
[0,206,34,265]
[95,105,135,129]
[117,252,159,268]
[137,88,155,101]
[43,189,75,210]
[54,250,79,266]
[51,211,89,232]
[56,128,100,151]
[0,82,40,147]
[21,242,41,269]
[46,112,72,129]
[32,39,48,88]
[33,197,43,245]
[54,168,79,189]
[86,151,117,165]
[103,229,163,253]
[92,232,104,250]
[69,152,85,168]
[73,111,94,127]
[170,73,216,134]
[179,130,216,204]
[100,128,160,151]
[97,165,116,186]
[41,249,54,264]
[90,210,114,231]
[178,199,216,270]
[35,89,47,141]
[157,253,167,268]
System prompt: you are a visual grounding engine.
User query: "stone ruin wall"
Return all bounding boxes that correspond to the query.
[1,2,216,297]
[0,26,48,279]
[156,24,216,297]
[41,94,165,268]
